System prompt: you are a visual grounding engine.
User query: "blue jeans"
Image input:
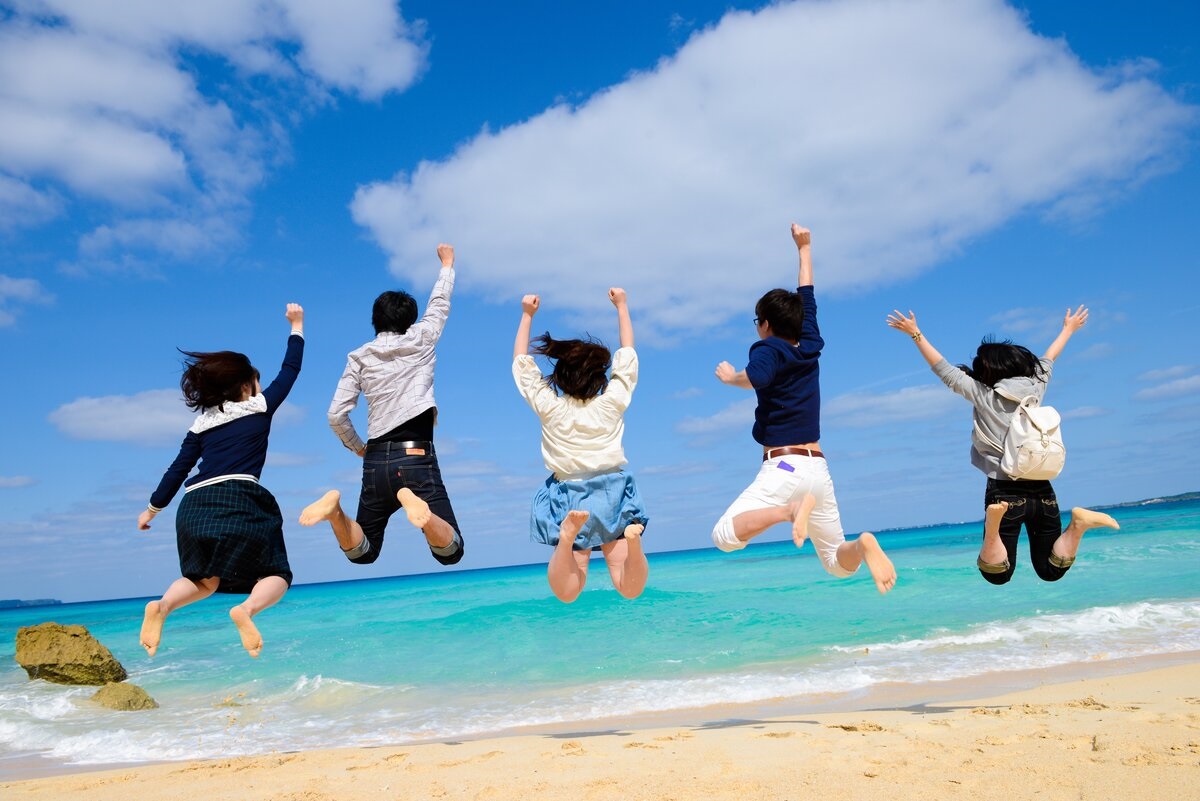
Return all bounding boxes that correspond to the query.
[350,442,464,566]
[981,478,1067,585]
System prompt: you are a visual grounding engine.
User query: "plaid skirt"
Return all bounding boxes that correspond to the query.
[176,480,293,594]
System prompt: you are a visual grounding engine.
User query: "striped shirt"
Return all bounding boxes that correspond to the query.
[328,268,454,453]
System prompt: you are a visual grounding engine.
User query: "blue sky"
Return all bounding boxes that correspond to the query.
[0,0,1196,603]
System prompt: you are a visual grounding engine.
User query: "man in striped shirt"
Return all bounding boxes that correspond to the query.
[299,244,465,567]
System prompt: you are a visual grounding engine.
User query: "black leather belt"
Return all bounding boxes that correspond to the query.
[365,440,433,454]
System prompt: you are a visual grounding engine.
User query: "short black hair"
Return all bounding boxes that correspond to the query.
[372,290,418,335]
[754,289,805,341]
[960,339,1047,387]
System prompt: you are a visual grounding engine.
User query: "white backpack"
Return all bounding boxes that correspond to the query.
[976,390,1066,480]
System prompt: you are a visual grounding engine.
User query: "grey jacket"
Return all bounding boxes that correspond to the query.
[932,357,1054,479]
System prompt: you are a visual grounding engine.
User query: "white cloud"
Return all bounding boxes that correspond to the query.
[1062,406,1110,420]
[0,0,426,261]
[672,387,704,400]
[1134,375,1200,401]
[0,475,37,488]
[48,389,196,446]
[352,0,1193,336]
[0,274,53,327]
[677,398,757,438]
[824,385,961,428]
[1137,365,1194,382]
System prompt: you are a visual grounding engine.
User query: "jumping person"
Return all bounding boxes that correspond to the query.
[138,303,305,658]
[712,224,897,594]
[300,244,465,568]
[887,305,1118,584]
[513,288,649,602]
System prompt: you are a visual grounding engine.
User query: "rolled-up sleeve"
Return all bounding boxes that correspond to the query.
[328,357,366,453]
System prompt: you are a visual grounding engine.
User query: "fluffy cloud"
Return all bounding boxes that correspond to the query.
[48,389,197,447]
[0,0,426,262]
[823,385,961,428]
[1137,365,1193,382]
[0,274,53,326]
[48,388,306,445]
[1134,374,1200,401]
[352,0,1192,336]
[676,398,757,439]
[0,475,37,488]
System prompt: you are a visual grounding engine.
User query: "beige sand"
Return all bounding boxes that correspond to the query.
[4,663,1198,801]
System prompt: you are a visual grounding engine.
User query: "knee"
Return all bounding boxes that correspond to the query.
[346,537,379,565]
[553,585,583,604]
[711,516,745,552]
[1033,564,1067,582]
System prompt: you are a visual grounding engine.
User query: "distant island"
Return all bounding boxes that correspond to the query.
[1099,491,1200,509]
[0,598,63,609]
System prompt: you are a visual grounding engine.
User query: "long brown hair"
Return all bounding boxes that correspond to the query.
[531,333,611,400]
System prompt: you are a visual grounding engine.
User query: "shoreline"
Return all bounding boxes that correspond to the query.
[3,652,1197,795]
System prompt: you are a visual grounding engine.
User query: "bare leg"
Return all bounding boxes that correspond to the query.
[229,575,289,658]
[397,488,456,550]
[140,576,219,657]
[835,532,897,595]
[1051,506,1120,565]
[547,510,591,603]
[602,524,649,599]
[980,502,1009,566]
[731,505,792,544]
[299,489,367,553]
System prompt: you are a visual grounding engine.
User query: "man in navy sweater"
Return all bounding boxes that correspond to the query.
[711,224,897,594]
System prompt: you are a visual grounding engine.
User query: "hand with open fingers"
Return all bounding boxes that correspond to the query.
[886,310,920,336]
[285,303,304,324]
[608,287,627,306]
[437,243,455,268]
[522,294,540,315]
[791,223,811,248]
[715,361,737,384]
[138,509,155,531]
[1063,304,1089,331]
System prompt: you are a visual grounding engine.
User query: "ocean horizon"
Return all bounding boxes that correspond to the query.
[2,495,1197,778]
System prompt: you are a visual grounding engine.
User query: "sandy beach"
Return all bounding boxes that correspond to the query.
[4,660,1197,801]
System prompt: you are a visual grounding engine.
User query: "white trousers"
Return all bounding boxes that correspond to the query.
[712,455,855,578]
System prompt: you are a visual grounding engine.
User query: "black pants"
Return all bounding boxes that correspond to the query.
[350,442,465,566]
[980,478,1068,585]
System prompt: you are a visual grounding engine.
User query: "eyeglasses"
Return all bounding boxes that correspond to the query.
[752,317,762,326]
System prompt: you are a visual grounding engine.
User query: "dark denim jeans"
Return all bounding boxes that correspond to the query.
[350,442,464,566]
[980,478,1067,585]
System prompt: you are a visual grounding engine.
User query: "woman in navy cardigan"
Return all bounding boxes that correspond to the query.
[137,304,304,658]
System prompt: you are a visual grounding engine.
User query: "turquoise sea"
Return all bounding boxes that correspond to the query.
[1,497,1198,778]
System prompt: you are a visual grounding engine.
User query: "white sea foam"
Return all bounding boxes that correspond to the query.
[1,598,1197,770]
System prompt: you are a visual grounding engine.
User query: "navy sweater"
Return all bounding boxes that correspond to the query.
[149,334,304,510]
[744,285,824,446]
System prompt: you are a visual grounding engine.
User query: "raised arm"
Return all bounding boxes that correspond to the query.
[513,294,540,358]
[886,310,947,367]
[792,224,812,288]
[262,303,305,411]
[1042,305,1088,362]
[608,287,634,348]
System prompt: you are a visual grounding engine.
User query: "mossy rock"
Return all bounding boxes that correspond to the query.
[91,682,158,711]
[14,622,127,685]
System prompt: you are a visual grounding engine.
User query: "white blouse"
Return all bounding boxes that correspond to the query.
[512,347,638,480]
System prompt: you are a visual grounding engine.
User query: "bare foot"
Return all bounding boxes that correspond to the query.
[299,490,341,526]
[858,532,897,595]
[229,605,263,658]
[1053,506,1120,561]
[789,494,815,549]
[624,523,644,542]
[140,600,166,657]
[557,510,591,547]
[980,502,1009,565]
[397,488,432,529]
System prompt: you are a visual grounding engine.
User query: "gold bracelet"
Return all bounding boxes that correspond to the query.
[911,332,923,343]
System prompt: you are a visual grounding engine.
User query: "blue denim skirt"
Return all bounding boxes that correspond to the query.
[530,469,649,551]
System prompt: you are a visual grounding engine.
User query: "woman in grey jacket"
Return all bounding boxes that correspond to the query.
[887,306,1118,585]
